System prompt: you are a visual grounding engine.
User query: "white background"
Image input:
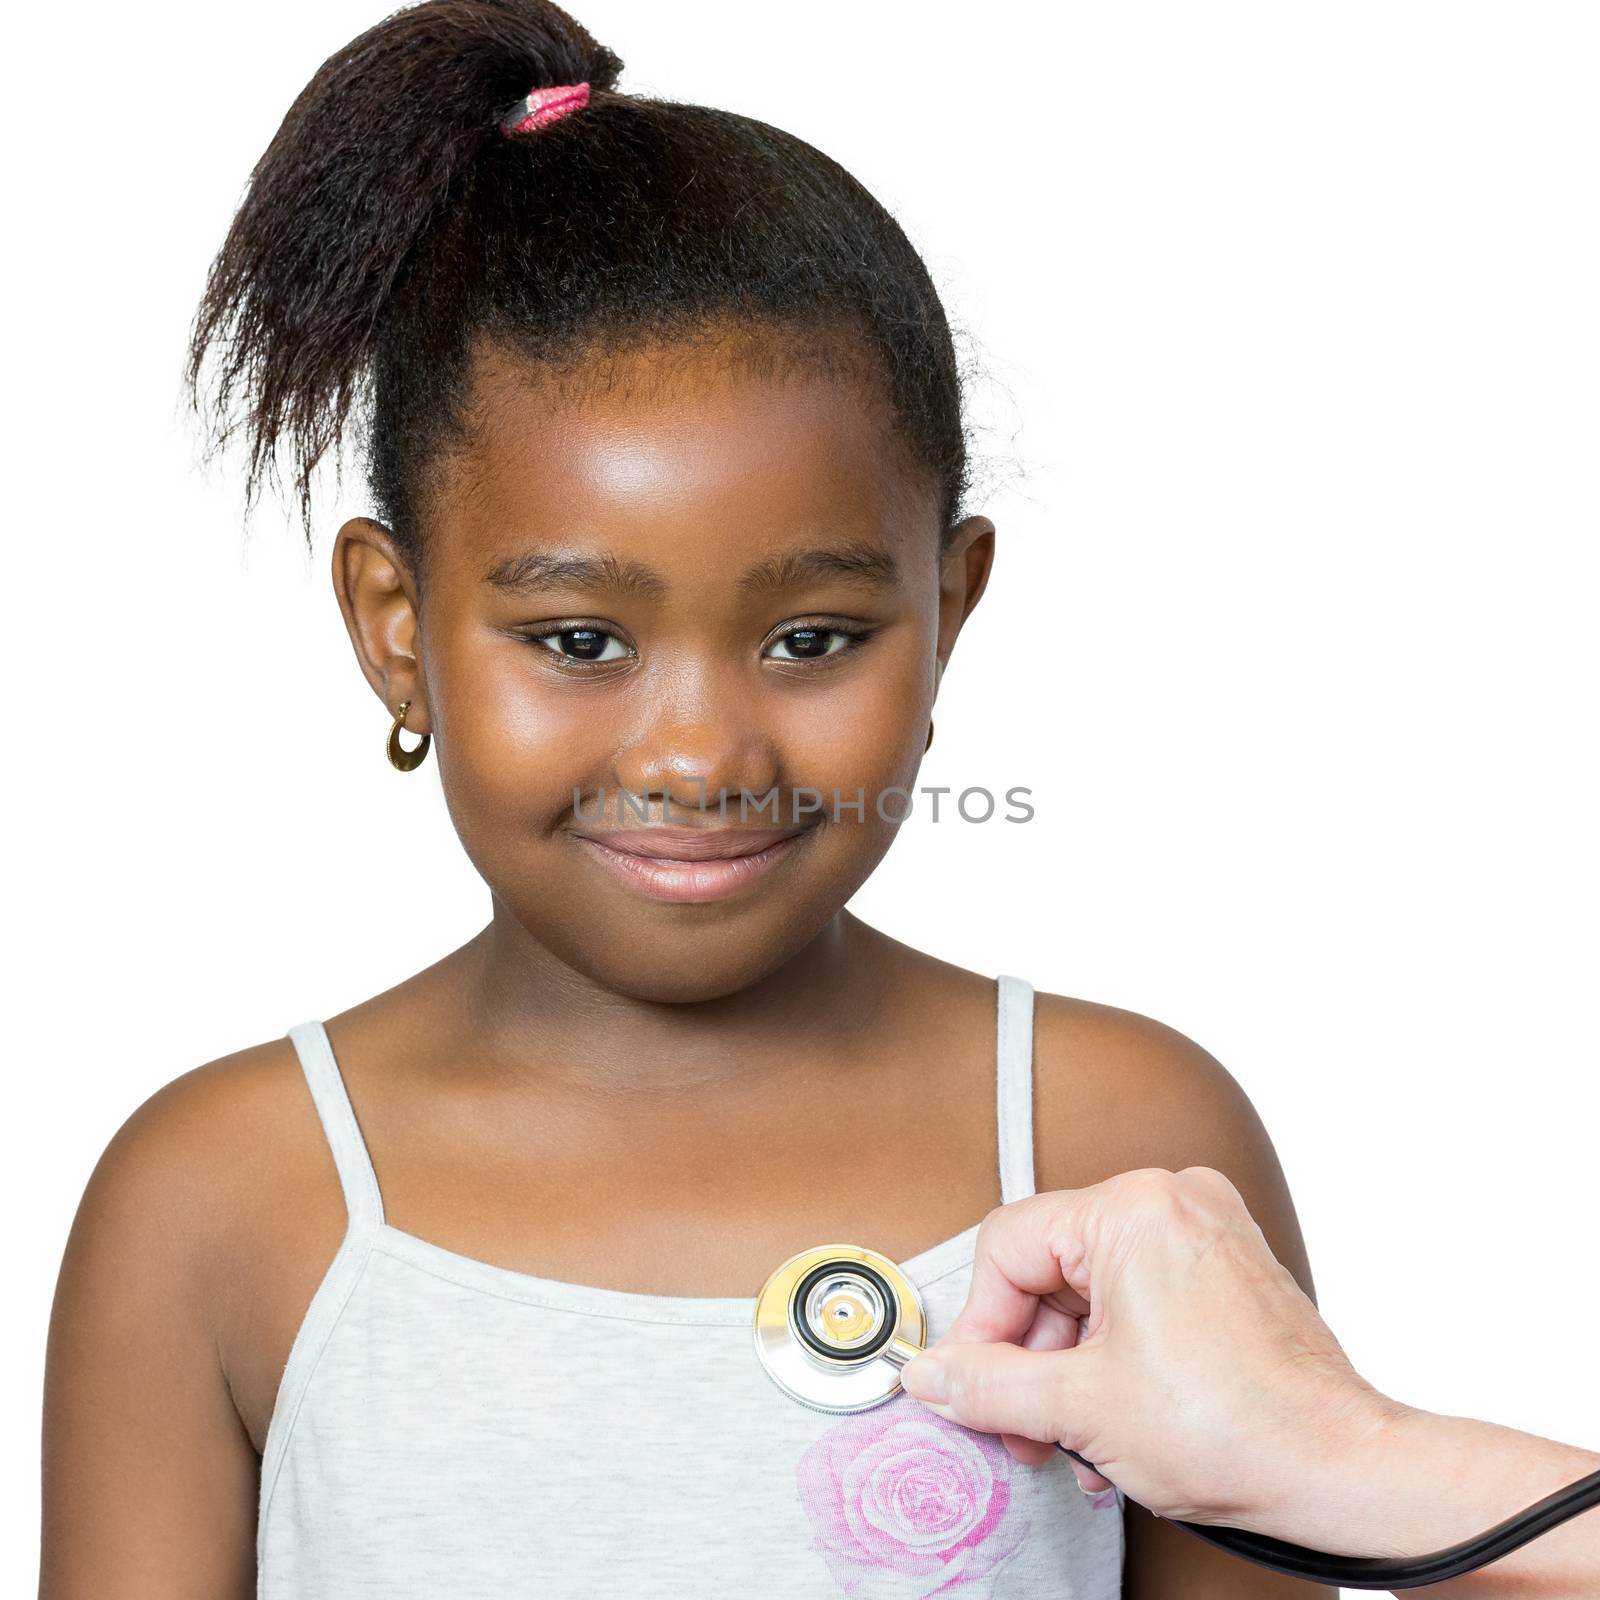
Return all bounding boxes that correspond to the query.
[6,2,1596,1592]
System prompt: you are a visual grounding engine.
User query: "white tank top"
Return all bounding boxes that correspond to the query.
[257,974,1126,1596]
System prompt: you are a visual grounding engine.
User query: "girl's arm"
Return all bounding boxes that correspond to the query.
[40,1072,258,1598]
[1032,995,1327,1599]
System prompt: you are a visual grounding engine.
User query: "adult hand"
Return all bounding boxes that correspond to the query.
[899,1166,1397,1533]
[898,1167,1600,1593]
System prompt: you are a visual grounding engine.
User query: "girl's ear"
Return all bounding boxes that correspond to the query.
[330,516,431,734]
[936,514,997,673]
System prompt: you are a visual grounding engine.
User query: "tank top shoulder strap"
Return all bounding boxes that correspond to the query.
[994,974,1037,1204]
[284,1020,386,1231]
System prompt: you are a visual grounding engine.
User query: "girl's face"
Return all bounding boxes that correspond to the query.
[335,328,994,1003]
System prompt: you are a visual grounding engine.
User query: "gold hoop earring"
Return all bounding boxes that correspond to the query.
[387,699,431,771]
[925,719,935,752]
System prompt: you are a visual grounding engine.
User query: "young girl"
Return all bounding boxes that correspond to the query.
[40,3,1322,1595]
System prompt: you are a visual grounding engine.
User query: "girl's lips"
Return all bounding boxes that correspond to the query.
[573,829,809,903]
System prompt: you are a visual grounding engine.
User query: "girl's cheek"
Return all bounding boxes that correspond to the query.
[807,678,933,797]
[449,713,610,832]
[422,666,603,840]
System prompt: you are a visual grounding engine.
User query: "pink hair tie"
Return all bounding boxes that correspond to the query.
[499,81,591,137]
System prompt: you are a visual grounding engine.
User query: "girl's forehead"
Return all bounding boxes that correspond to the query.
[434,332,933,572]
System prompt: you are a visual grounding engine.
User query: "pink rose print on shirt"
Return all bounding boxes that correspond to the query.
[796,1398,1029,1598]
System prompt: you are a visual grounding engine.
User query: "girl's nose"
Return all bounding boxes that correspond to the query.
[614,716,781,817]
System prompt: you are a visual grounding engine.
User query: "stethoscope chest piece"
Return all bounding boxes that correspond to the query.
[753,1242,928,1414]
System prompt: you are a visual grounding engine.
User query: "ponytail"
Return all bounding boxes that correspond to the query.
[185,0,620,538]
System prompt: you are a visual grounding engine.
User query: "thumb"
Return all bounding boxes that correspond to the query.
[901,1338,1093,1447]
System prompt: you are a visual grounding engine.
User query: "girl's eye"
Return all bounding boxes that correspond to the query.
[764,625,872,663]
[529,626,632,665]
[520,621,873,668]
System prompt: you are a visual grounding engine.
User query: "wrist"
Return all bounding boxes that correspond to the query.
[1240,1392,1600,1581]
[1307,1389,1439,1556]
[1335,1404,1600,1590]
[1227,1380,1421,1552]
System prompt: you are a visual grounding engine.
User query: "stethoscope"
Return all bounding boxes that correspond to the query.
[754,1242,1600,1590]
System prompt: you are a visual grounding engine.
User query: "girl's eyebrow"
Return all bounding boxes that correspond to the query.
[483,539,901,599]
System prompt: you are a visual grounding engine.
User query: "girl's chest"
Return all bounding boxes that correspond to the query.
[254,1236,1126,1599]
[226,1044,1005,1457]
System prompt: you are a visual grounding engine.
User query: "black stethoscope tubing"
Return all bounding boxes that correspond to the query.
[1058,1444,1600,1589]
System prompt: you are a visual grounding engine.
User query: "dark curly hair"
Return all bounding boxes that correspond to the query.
[184,0,979,582]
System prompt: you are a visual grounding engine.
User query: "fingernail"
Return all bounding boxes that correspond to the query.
[901,1355,949,1403]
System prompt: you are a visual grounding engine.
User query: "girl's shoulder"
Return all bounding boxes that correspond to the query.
[43,1033,318,1575]
[1029,987,1316,1295]
[70,1031,331,1282]
[64,1029,351,1452]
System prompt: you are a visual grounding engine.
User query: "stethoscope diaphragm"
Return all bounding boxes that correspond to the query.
[752,1242,927,1414]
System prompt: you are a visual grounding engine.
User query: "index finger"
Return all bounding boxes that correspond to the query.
[938,1190,1093,1346]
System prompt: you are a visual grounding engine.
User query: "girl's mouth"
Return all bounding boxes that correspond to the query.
[570,826,812,903]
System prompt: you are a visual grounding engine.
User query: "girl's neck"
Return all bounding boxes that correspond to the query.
[421,905,900,1097]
